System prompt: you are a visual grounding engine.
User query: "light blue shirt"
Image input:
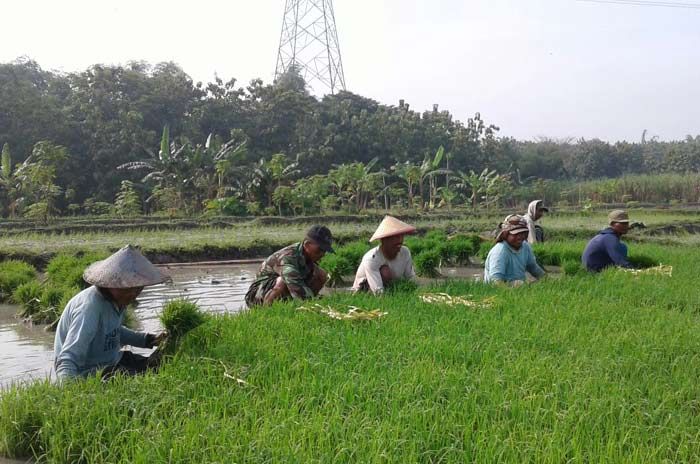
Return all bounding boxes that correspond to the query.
[54,286,148,380]
[484,241,545,283]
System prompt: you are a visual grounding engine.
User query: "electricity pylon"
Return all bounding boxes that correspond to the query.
[275,0,346,94]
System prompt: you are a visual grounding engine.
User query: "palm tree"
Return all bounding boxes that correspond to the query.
[253,153,300,208]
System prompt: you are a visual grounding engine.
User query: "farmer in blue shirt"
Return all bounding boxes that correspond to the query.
[54,245,169,381]
[484,215,545,286]
[582,210,634,272]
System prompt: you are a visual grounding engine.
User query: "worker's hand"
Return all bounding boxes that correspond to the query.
[145,331,168,348]
[511,280,525,288]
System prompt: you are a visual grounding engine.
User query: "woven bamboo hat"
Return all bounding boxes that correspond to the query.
[83,245,170,288]
[369,216,417,242]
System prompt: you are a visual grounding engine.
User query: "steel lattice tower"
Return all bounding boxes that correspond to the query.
[275,0,346,94]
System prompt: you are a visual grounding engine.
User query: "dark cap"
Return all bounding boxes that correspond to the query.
[306,225,334,253]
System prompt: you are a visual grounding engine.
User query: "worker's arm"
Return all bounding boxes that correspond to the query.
[526,246,546,279]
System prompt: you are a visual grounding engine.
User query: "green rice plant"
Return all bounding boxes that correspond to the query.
[562,259,584,276]
[12,281,42,316]
[6,243,700,462]
[414,249,442,277]
[478,241,494,260]
[0,260,37,302]
[319,253,353,287]
[335,241,371,268]
[45,252,107,288]
[160,299,207,354]
[628,254,660,268]
[385,278,419,294]
[444,234,481,264]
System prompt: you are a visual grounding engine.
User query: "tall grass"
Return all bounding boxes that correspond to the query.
[2,244,700,461]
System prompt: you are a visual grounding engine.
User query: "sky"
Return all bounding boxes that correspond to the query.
[3,0,700,142]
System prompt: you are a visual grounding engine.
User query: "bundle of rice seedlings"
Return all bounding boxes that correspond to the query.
[297,303,387,321]
[419,293,495,309]
[622,265,672,277]
[160,299,207,339]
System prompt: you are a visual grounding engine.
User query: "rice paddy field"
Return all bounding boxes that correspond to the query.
[2,210,700,462]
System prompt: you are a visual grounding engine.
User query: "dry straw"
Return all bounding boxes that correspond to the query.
[622,265,673,277]
[297,304,388,320]
[419,293,495,308]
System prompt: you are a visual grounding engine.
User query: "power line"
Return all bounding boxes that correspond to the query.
[577,0,700,9]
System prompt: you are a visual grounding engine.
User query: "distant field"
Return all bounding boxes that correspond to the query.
[0,209,698,261]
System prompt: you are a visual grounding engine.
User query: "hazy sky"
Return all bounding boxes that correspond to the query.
[4,0,700,142]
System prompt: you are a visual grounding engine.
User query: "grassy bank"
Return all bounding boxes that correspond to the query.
[2,243,700,462]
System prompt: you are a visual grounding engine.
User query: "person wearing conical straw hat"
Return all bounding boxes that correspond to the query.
[352,216,417,294]
[484,215,545,286]
[245,225,334,307]
[581,209,634,272]
[54,245,170,381]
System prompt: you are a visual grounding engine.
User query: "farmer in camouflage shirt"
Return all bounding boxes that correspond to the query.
[245,225,334,307]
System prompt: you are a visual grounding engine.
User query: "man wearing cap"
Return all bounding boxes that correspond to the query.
[352,216,417,294]
[523,200,549,244]
[245,225,333,306]
[54,245,169,381]
[582,210,634,272]
[484,215,545,286]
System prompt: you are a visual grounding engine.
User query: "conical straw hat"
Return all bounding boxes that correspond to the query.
[83,245,170,288]
[369,216,417,242]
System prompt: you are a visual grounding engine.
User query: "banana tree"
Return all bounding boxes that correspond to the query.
[0,143,21,217]
[419,146,451,209]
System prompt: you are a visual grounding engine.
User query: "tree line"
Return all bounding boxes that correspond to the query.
[1,57,700,218]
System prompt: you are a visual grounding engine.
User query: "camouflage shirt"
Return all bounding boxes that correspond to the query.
[252,242,315,299]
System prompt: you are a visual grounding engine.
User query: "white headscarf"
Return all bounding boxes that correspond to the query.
[523,200,544,244]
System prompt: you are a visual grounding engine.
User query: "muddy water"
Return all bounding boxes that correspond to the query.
[0,264,261,388]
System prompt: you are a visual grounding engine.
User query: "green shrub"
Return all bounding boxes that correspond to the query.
[414,250,442,278]
[445,234,481,264]
[0,260,37,302]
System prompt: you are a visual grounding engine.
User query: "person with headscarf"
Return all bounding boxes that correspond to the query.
[484,215,545,286]
[523,200,549,244]
[352,216,417,294]
[54,245,170,381]
[245,225,334,306]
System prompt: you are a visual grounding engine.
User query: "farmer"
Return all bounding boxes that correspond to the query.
[484,215,545,286]
[245,225,333,306]
[523,199,549,244]
[581,210,634,272]
[54,245,169,381]
[352,216,417,294]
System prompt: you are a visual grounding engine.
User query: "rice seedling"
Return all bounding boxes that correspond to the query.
[413,249,443,277]
[159,299,207,354]
[0,260,36,302]
[296,303,388,320]
[3,243,700,461]
[419,292,495,308]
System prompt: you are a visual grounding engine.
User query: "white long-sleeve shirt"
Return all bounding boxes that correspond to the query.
[352,246,416,294]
